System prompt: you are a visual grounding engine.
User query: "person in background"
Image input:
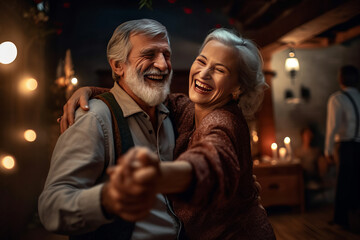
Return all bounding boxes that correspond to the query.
[295,126,327,207]
[295,126,323,185]
[324,65,360,230]
[59,28,275,239]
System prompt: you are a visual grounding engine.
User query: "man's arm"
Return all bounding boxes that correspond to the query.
[39,100,113,234]
[324,95,341,162]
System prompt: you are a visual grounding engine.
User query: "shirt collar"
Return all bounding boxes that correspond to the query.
[109,82,169,117]
[343,87,359,93]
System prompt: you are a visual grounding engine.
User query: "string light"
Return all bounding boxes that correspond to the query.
[1,155,15,170]
[19,78,38,94]
[24,129,37,142]
[0,41,17,64]
[26,78,38,91]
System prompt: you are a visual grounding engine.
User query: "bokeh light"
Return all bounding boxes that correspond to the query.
[284,137,291,144]
[271,143,278,150]
[1,155,15,170]
[24,129,37,142]
[25,78,38,91]
[0,41,17,64]
[19,77,38,94]
[71,77,78,85]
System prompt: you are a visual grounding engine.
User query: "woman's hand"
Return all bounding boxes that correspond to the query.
[101,147,161,222]
[58,87,109,133]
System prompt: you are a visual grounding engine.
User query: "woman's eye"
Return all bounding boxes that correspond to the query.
[197,59,206,65]
[215,68,225,73]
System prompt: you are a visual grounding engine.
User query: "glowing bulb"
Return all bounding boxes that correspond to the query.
[26,78,38,91]
[0,41,17,64]
[71,77,78,85]
[24,129,37,142]
[253,135,259,143]
[284,137,291,144]
[2,155,15,169]
[271,143,278,150]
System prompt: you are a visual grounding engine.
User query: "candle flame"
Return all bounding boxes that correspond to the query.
[271,143,278,150]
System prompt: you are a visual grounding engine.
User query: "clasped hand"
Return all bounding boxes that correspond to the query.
[101,147,161,222]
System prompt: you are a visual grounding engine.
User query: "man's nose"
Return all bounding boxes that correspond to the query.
[153,54,169,72]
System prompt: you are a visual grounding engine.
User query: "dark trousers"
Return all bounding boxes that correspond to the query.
[334,141,360,229]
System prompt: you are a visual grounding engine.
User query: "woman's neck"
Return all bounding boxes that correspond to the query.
[194,96,232,128]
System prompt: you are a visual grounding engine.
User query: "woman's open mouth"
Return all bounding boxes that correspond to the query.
[195,79,213,93]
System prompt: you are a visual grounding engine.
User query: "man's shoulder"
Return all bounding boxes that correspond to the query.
[75,99,111,121]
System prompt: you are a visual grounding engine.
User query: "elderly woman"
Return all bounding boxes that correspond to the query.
[61,29,275,239]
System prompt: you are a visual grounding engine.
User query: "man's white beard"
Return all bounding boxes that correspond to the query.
[124,67,172,107]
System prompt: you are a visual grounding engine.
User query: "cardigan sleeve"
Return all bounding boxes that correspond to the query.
[172,108,250,209]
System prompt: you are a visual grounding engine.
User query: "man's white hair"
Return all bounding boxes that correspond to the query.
[107,19,170,80]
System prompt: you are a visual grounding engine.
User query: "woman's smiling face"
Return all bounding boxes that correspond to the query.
[189,40,240,109]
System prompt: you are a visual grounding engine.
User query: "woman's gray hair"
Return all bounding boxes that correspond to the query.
[200,28,267,118]
[107,19,170,80]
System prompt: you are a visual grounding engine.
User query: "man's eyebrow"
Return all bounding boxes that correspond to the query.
[140,49,155,55]
[140,48,172,55]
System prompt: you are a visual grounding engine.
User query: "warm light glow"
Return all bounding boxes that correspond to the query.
[284,137,291,144]
[285,50,300,72]
[271,143,278,150]
[71,77,78,85]
[0,41,17,64]
[26,78,38,91]
[252,135,259,143]
[19,78,38,94]
[24,129,37,142]
[279,147,287,159]
[2,155,15,169]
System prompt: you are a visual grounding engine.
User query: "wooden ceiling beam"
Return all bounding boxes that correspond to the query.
[279,0,360,45]
[245,0,360,55]
[334,25,360,44]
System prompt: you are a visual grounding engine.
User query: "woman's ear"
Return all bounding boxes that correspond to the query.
[109,59,124,77]
[232,87,243,101]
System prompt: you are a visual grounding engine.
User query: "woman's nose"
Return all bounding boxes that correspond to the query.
[199,67,211,80]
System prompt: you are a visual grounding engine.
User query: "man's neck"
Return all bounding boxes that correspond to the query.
[117,81,158,130]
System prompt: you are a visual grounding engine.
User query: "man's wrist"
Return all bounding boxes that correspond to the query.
[100,182,115,220]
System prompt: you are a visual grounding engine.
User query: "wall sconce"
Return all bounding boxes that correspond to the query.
[285,49,300,82]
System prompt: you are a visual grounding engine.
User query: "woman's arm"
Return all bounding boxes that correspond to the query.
[60,87,110,133]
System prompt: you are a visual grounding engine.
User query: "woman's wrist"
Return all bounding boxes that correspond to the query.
[157,161,193,194]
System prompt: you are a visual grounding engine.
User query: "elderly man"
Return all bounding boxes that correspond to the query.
[39,19,191,239]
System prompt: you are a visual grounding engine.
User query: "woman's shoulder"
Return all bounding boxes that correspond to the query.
[199,102,247,134]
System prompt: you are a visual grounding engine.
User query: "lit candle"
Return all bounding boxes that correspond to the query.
[279,147,287,161]
[271,143,278,159]
[284,137,292,154]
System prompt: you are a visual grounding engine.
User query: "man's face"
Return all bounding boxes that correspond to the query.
[120,33,173,106]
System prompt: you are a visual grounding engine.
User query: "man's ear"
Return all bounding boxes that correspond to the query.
[109,59,124,77]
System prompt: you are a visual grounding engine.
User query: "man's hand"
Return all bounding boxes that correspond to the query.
[101,147,161,222]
